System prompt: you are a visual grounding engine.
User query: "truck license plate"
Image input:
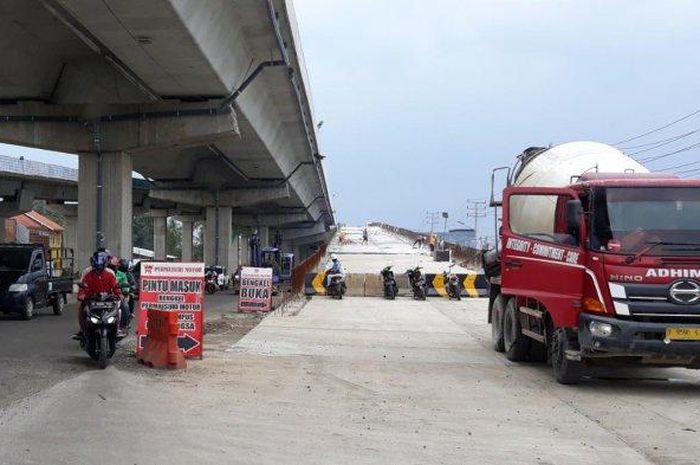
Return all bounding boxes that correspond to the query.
[666,328,700,341]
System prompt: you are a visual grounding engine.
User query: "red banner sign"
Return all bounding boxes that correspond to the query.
[238,266,273,313]
[137,262,204,359]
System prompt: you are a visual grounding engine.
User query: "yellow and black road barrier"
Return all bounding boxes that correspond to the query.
[304,272,487,298]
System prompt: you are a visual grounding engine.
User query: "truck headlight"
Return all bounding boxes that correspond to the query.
[589,321,614,338]
[8,283,28,292]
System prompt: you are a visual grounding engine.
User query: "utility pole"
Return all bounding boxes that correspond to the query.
[464,200,487,247]
[425,211,441,234]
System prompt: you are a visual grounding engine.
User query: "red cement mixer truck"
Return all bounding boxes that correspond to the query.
[483,141,700,383]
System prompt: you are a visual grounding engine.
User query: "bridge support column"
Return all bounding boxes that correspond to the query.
[62,212,78,255]
[77,152,132,267]
[181,220,194,262]
[152,213,167,260]
[204,206,232,269]
[258,226,270,248]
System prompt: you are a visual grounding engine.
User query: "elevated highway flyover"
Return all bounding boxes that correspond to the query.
[0,0,334,268]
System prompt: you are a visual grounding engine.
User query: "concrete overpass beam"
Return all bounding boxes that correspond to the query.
[77,152,132,267]
[0,103,238,154]
[149,185,290,208]
[230,212,308,227]
[280,222,328,241]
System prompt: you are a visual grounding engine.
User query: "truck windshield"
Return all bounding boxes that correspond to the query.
[591,187,700,255]
[0,248,32,271]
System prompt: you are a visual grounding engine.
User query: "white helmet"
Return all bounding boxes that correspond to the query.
[330,253,338,261]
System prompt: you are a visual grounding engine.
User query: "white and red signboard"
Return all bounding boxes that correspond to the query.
[136,262,205,359]
[238,266,273,313]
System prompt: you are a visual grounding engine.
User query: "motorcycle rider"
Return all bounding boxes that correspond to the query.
[324,253,345,288]
[74,250,122,340]
[110,257,133,335]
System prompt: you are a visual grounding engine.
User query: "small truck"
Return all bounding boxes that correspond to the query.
[0,243,74,319]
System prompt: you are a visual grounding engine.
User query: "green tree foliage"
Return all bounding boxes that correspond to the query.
[193,223,204,261]
[167,218,182,259]
[32,200,64,225]
[132,216,153,250]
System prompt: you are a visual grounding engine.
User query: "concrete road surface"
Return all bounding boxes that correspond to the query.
[331,226,476,274]
[0,291,242,411]
[1,295,699,465]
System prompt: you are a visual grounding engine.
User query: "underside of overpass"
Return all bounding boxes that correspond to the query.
[0,0,335,268]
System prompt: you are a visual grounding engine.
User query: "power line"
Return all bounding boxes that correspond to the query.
[677,166,700,176]
[464,200,487,237]
[657,160,700,172]
[614,107,700,145]
[424,211,441,234]
[620,127,700,150]
[638,141,700,164]
[625,128,700,156]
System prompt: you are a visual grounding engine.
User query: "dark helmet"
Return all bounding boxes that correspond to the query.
[90,251,109,271]
[119,259,130,272]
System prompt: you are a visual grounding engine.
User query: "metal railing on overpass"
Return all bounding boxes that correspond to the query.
[0,154,77,182]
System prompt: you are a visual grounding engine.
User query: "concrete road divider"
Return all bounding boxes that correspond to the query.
[304,272,487,298]
[424,273,488,298]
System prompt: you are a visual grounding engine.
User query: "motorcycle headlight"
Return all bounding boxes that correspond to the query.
[106,316,116,324]
[89,316,100,324]
[8,283,28,292]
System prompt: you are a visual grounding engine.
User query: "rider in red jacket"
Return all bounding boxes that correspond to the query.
[75,251,122,337]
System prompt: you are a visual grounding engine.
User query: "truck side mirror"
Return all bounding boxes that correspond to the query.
[566,199,583,234]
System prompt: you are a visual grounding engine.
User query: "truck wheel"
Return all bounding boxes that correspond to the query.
[528,341,548,363]
[52,295,65,315]
[491,295,506,352]
[551,328,582,384]
[503,298,530,361]
[22,298,34,320]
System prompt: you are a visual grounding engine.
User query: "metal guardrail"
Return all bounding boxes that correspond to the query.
[0,154,77,182]
[290,242,328,294]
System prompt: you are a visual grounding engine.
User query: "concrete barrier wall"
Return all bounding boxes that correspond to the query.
[305,272,488,298]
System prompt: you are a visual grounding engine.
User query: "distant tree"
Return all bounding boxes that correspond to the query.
[167,218,182,259]
[32,200,64,225]
[192,222,204,261]
[132,216,153,250]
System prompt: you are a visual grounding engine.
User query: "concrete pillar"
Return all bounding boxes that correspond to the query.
[204,206,232,269]
[77,152,132,267]
[258,226,270,248]
[153,215,167,260]
[62,212,78,254]
[181,220,194,262]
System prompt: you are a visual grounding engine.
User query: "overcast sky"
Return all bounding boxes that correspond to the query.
[5,1,700,238]
[293,0,700,236]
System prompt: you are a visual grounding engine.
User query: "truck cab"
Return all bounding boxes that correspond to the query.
[488,173,700,383]
[0,243,74,320]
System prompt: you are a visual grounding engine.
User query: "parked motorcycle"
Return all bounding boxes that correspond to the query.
[381,265,399,300]
[406,266,427,300]
[326,272,346,300]
[76,292,122,369]
[205,271,218,295]
[443,269,462,300]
